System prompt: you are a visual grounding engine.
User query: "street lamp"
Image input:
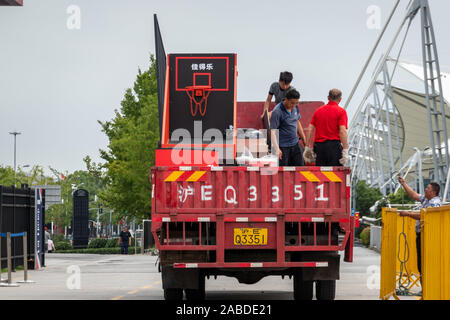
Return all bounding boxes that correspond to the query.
[9,131,21,185]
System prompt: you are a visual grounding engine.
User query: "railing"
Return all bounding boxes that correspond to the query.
[380,205,450,300]
[421,205,450,300]
[0,232,35,287]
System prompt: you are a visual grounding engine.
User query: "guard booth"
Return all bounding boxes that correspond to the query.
[0,185,45,270]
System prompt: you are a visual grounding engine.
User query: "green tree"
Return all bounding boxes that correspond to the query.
[387,188,415,205]
[0,165,15,186]
[46,166,108,229]
[355,180,383,217]
[97,55,159,222]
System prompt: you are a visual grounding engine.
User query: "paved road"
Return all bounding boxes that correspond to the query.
[0,245,388,300]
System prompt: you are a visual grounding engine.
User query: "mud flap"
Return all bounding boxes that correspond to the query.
[301,252,340,281]
[161,265,202,290]
[344,216,354,263]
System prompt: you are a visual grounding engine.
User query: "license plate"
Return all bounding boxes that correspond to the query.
[233,228,267,246]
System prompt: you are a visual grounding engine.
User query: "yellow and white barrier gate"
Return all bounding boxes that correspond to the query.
[421,205,450,300]
[380,205,450,300]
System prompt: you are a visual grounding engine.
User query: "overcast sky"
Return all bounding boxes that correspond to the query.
[1,0,450,175]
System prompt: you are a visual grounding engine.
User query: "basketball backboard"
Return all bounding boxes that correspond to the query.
[162,53,237,148]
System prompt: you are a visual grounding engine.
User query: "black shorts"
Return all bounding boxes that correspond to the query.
[280,143,305,166]
[314,140,343,166]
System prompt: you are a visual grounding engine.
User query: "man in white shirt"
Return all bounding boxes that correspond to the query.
[397,176,441,275]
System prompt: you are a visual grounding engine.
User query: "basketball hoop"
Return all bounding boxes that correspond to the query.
[185,85,212,117]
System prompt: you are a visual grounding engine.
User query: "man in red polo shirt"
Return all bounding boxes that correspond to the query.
[303,89,348,166]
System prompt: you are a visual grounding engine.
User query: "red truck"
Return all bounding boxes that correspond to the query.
[150,23,353,299]
[151,163,353,300]
[150,97,354,300]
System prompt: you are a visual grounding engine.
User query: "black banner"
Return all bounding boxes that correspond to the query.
[154,14,167,144]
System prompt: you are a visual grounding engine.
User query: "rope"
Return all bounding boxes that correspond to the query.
[396,215,413,296]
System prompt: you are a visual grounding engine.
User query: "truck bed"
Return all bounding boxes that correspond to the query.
[150,165,354,269]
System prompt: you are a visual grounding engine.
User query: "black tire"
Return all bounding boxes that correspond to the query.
[316,280,336,300]
[185,275,206,301]
[293,274,314,300]
[164,288,183,301]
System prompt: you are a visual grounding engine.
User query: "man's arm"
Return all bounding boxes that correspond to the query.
[297,120,306,144]
[398,210,421,220]
[305,124,315,148]
[303,124,316,163]
[269,110,282,160]
[129,233,132,246]
[271,129,282,160]
[261,94,273,118]
[398,176,421,201]
[339,125,348,149]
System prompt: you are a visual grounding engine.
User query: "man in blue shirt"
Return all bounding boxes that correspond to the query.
[270,88,306,166]
[397,176,441,276]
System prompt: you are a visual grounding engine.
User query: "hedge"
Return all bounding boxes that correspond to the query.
[55,247,142,254]
[105,238,119,248]
[360,226,371,247]
[88,238,108,249]
[54,240,73,251]
[87,237,134,249]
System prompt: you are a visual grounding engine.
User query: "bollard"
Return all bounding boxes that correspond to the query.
[18,232,35,284]
[0,233,19,287]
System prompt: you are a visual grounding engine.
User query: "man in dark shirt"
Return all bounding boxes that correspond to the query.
[260,71,293,119]
[119,226,132,254]
[270,88,306,166]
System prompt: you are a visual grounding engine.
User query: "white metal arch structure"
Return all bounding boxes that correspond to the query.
[347,0,449,201]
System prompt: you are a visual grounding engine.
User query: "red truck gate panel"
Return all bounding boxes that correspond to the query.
[150,166,353,268]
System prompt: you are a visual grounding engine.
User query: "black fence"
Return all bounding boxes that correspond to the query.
[0,185,44,270]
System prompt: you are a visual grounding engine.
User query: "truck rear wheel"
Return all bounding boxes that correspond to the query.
[315,280,336,300]
[164,288,183,301]
[185,274,205,301]
[293,275,313,300]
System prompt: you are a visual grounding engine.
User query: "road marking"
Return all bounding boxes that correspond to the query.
[111,280,162,300]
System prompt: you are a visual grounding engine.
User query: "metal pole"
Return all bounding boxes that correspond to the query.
[0,233,19,287]
[443,164,450,203]
[0,236,4,282]
[23,233,27,281]
[97,206,100,238]
[134,218,136,255]
[141,229,144,255]
[19,232,34,283]
[7,233,12,284]
[9,132,21,186]
[349,0,415,125]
